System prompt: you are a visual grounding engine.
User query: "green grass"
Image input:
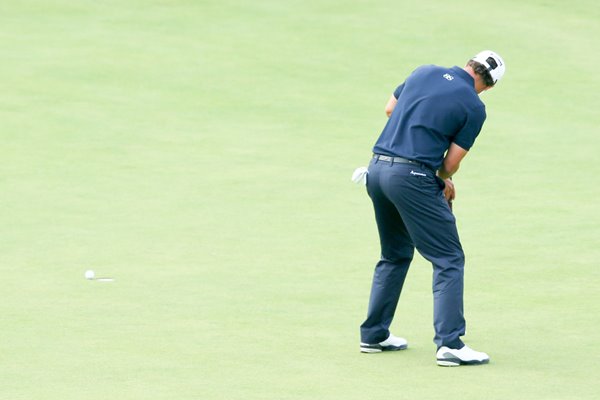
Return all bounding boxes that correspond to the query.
[1,0,599,398]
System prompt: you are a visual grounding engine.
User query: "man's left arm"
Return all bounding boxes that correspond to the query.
[385,83,405,117]
[385,95,397,117]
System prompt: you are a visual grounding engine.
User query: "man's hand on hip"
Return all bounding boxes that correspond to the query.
[443,178,455,202]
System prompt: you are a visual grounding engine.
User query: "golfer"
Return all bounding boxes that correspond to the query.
[359,51,505,366]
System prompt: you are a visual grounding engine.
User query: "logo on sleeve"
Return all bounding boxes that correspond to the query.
[443,73,454,81]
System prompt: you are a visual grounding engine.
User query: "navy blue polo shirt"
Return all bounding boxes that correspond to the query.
[373,65,486,171]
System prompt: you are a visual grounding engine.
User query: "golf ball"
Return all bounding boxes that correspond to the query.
[85,270,95,280]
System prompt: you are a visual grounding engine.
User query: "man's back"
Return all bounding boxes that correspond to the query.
[373,65,486,171]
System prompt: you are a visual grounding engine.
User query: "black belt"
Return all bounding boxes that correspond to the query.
[373,154,434,173]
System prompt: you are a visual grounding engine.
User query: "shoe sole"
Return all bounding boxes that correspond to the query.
[360,343,408,353]
[436,357,489,367]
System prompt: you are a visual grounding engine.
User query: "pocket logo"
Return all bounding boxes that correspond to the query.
[410,170,426,177]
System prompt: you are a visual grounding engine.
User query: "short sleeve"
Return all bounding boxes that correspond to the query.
[393,83,405,99]
[453,105,486,151]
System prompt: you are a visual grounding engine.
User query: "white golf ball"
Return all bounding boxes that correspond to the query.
[85,270,95,280]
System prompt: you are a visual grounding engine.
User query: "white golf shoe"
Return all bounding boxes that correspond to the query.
[436,345,489,366]
[360,334,408,353]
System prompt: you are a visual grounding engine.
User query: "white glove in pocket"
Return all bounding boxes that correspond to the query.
[351,166,368,185]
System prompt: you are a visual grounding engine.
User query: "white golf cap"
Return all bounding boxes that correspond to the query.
[471,50,505,84]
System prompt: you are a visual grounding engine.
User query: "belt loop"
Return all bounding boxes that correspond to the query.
[373,154,379,164]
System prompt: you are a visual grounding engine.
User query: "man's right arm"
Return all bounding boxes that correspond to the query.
[438,143,469,180]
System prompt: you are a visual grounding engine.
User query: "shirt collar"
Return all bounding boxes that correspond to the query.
[451,66,474,86]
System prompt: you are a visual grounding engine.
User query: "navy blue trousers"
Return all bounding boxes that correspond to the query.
[360,158,466,349]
